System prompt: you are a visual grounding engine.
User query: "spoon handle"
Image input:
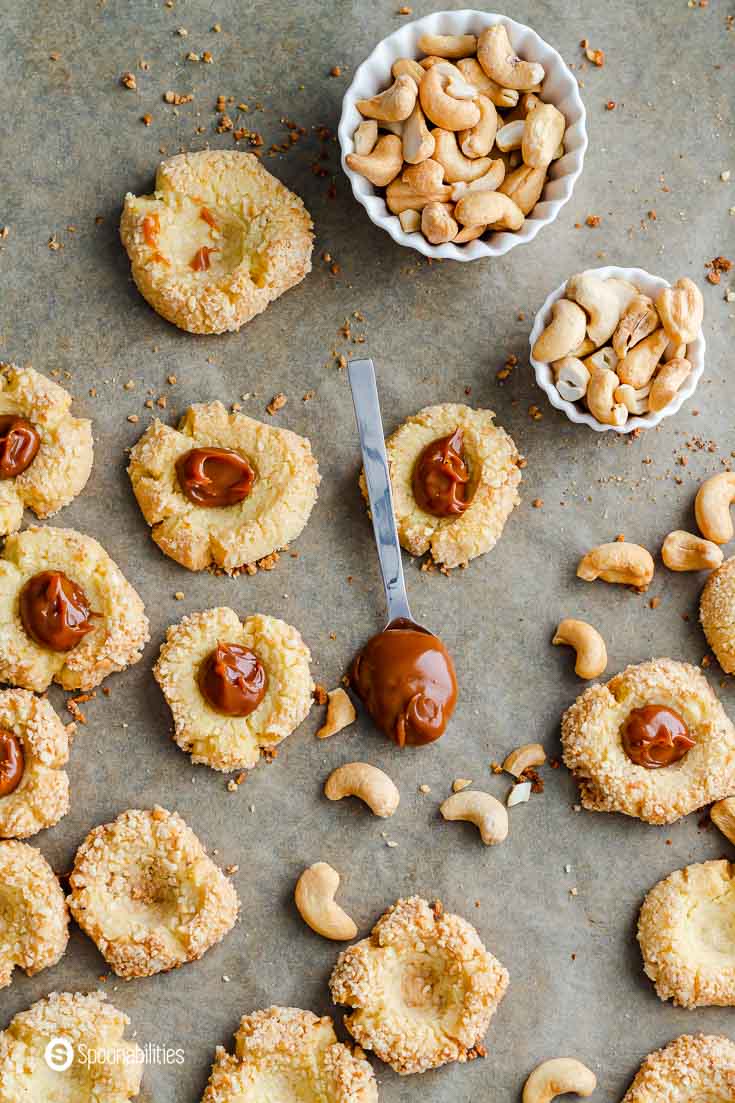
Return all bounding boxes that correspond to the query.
[348,359,412,625]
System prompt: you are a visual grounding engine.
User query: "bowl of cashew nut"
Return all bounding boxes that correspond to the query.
[529,266,706,432]
[337,11,587,260]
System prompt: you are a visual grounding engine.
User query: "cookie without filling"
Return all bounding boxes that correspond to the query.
[0,840,69,989]
[68,806,239,979]
[621,1033,735,1102]
[120,150,313,334]
[128,401,320,573]
[701,556,735,673]
[329,896,509,1075]
[561,658,735,824]
[200,1006,377,1103]
[366,403,521,570]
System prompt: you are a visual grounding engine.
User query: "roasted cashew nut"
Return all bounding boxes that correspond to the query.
[324,762,400,818]
[419,63,481,131]
[503,742,546,777]
[316,687,357,739]
[577,542,655,589]
[612,294,659,359]
[583,346,618,373]
[459,95,498,158]
[294,862,357,941]
[552,618,607,680]
[453,223,486,243]
[398,208,421,232]
[553,357,590,403]
[711,797,735,846]
[392,57,427,84]
[346,133,403,186]
[648,356,691,412]
[566,273,637,347]
[533,300,588,363]
[586,366,627,427]
[477,24,545,91]
[352,120,378,156]
[440,790,508,845]
[695,472,735,544]
[495,119,525,152]
[498,163,546,215]
[522,1057,597,1103]
[455,190,523,231]
[616,328,669,388]
[450,160,505,200]
[661,530,723,571]
[456,57,519,108]
[614,382,649,416]
[655,277,704,345]
[386,158,452,212]
[421,201,458,244]
[522,102,565,169]
[356,74,418,122]
[432,128,492,182]
[402,102,435,164]
[417,32,477,59]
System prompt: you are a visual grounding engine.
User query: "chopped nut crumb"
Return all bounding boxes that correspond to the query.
[266,392,287,415]
[120,71,137,90]
[452,778,473,793]
[585,214,601,227]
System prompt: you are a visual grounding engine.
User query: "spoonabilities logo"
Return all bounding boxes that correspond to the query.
[44,1036,74,1072]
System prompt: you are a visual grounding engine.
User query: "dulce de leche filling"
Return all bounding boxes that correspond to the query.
[0,730,24,797]
[19,571,95,652]
[198,643,268,717]
[0,415,40,480]
[621,704,695,768]
[350,618,457,747]
[412,427,470,518]
[176,447,255,508]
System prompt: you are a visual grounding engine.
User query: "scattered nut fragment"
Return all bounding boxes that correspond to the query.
[440,790,509,845]
[523,1057,597,1103]
[577,542,655,589]
[507,781,532,806]
[324,763,400,818]
[316,688,356,739]
[503,743,546,777]
[294,862,357,941]
[662,530,723,572]
[552,619,607,679]
[452,778,473,792]
[710,797,735,846]
[695,472,735,545]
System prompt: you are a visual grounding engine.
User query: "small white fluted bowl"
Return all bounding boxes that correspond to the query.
[338,10,587,261]
[529,266,706,433]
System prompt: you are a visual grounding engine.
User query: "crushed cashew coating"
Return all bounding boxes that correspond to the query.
[155,607,314,771]
[316,687,357,739]
[620,1033,735,1103]
[700,557,735,673]
[120,150,313,334]
[0,364,93,538]
[0,689,70,838]
[366,403,520,569]
[638,859,735,1008]
[128,401,319,572]
[0,526,149,693]
[0,841,68,989]
[68,806,239,979]
[329,896,508,1075]
[561,659,735,824]
[0,991,143,1103]
[200,1007,377,1103]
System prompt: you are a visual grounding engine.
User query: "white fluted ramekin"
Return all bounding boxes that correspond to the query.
[338,10,587,261]
[529,266,706,433]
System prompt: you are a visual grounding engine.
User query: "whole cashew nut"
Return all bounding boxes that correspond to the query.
[577,542,655,589]
[357,74,418,122]
[552,618,608,679]
[346,133,403,186]
[402,102,435,164]
[664,338,686,362]
[616,328,670,388]
[655,277,704,345]
[386,159,452,212]
[324,762,400,818]
[711,797,735,846]
[614,382,650,416]
[648,356,691,412]
[695,471,735,544]
[352,120,378,156]
[583,346,618,374]
[495,119,525,152]
[522,1058,597,1103]
[439,790,509,846]
[417,32,477,59]
[522,102,565,169]
[432,128,492,182]
[392,57,426,84]
[532,299,588,363]
[453,223,487,243]
[612,294,659,359]
[586,366,628,427]
[477,24,546,91]
[661,530,723,571]
[419,63,481,131]
[498,163,547,215]
[450,159,505,200]
[553,357,590,403]
[294,862,358,941]
[398,208,421,232]
[459,95,498,158]
[421,201,458,244]
[503,742,546,777]
[455,190,524,230]
[456,57,519,108]
[566,273,637,347]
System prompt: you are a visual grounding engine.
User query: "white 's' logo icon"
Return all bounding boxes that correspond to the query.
[44,1036,74,1072]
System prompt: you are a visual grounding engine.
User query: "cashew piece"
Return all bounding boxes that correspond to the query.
[532,299,588,363]
[440,790,509,846]
[456,57,519,108]
[552,619,607,679]
[577,542,655,589]
[398,208,421,232]
[616,328,670,388]
[386,159,452,212]
[294,862,357,941]
[586,366,628,427]
[477,24,545,90]
[455,190,524,231]
[695,472,735,544]
[345,133,403,186]
[499,163,547,215]
[522,1058,597,1103]
[522,102,565,169]
[711,797,735,846]
[648,356,692,412]
[419,63,481,131]
[553,357,590,403]
[432,128,492,182]
[503,742,546,777]
[356,74,418,122]
[566,273,637,347]
[316,687,356,740]
[453,223,486,243]
[392,57,426,84]
[417,32,477,59]
[664,338,686,362]
[661,530,723,572]
[450,160,505,200]
[459,95,498,158]
[352,120,378,156]
[612,294,659,360]
[583,345,618,374]
[421,201,458,244]
[495,119,525,152]
[324,762,400,818]
[614,382,650,416]
[655,277,704,345]
[402,102,435,164]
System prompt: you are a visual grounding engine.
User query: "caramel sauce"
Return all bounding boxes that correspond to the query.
[0,416,40,479]
[0,730,24,797]
[176,447,255,508]
[622,704,695,768]
[412,427,470,518]
[19,571,95,652]
[199,643,267,717]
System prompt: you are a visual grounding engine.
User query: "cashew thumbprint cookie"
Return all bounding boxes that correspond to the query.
[364,403,521,570]
[0,841,69,989]
[329,896,509,1075]
[0,991,143,1103]
[638,860,735,1008]
[561,659,735,823]
[120,150,313,333]
[154,607,314,771]
[701,556,735,674]
[0,526,148,693]
[0,363,93,537]
[200,1007,377,1103]
[68,807,239,979]
[621,1034,735,1102]
[0,689,70,838]
[128,401,319,572]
